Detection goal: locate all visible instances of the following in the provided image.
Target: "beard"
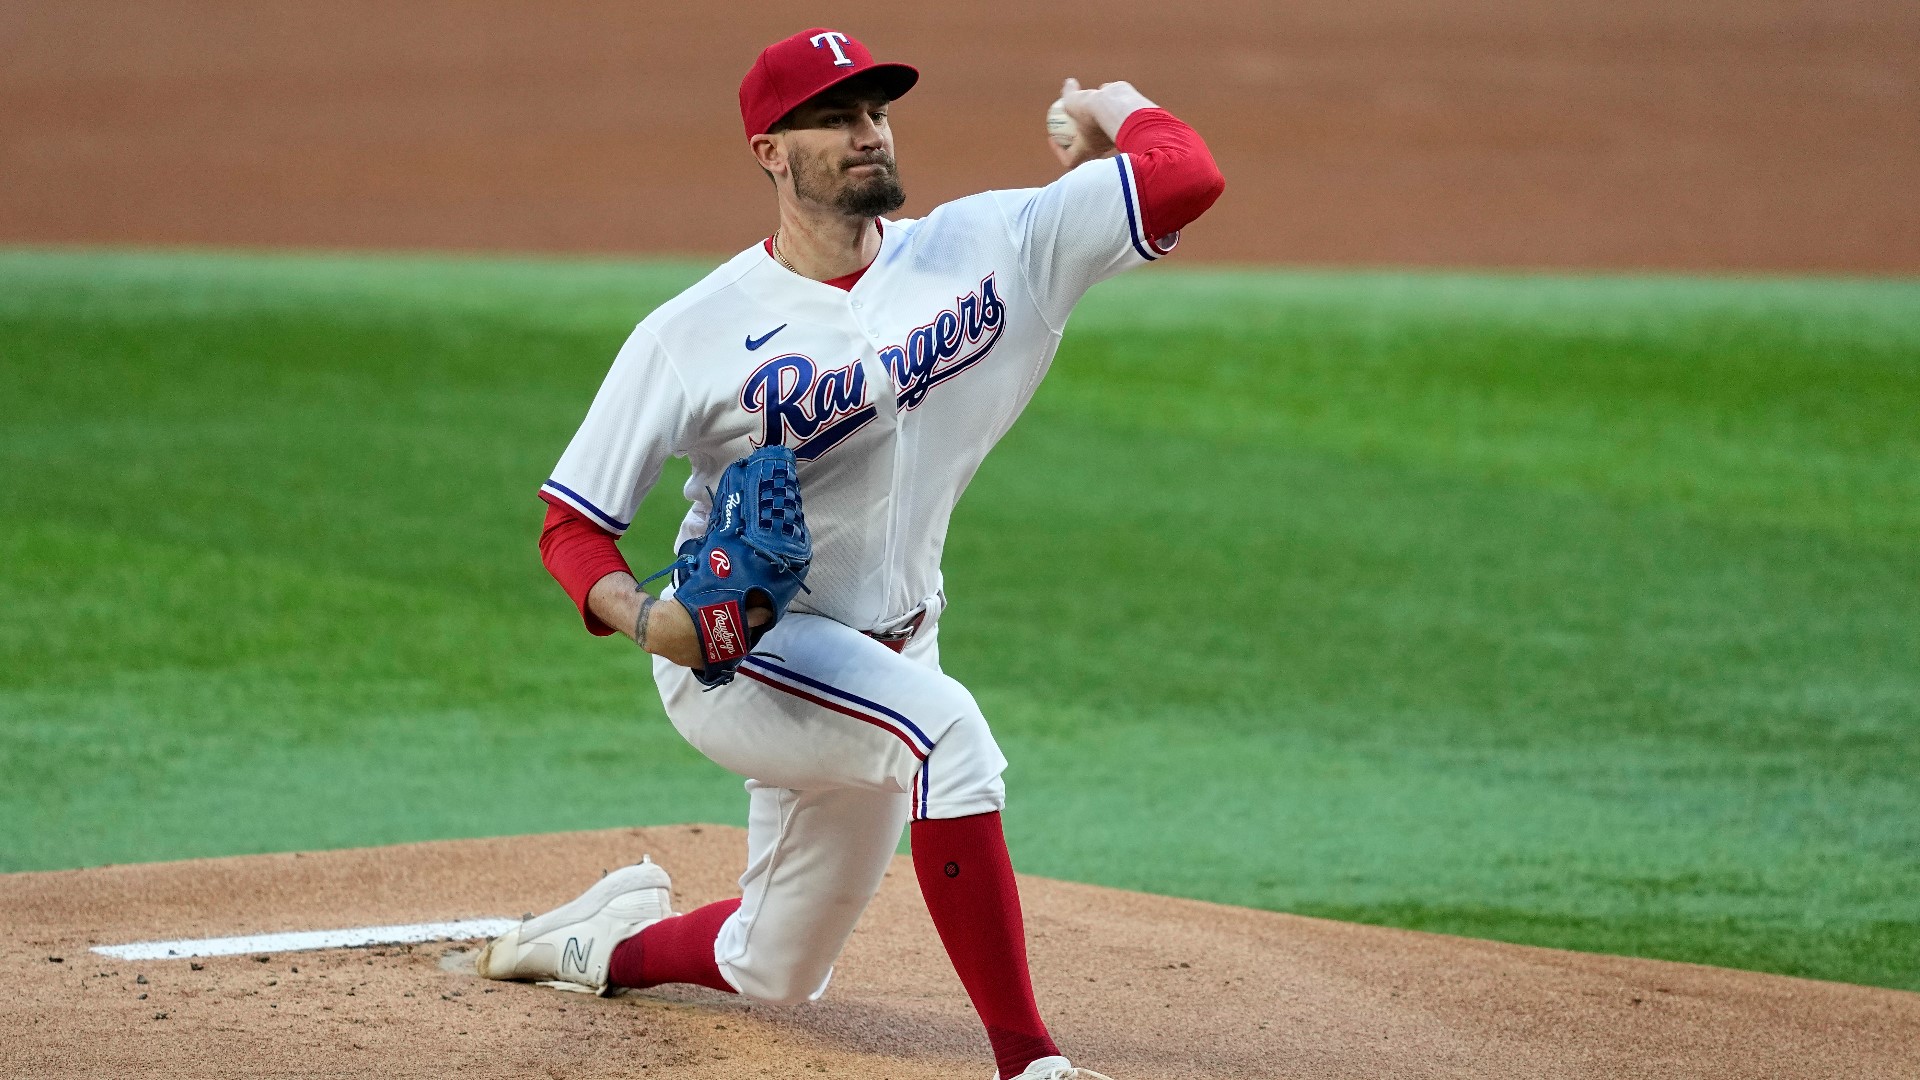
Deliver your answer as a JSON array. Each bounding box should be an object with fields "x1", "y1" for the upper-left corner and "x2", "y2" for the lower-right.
[{"x1": 793, "y1": 149, "x2": 906, "y2": 217}]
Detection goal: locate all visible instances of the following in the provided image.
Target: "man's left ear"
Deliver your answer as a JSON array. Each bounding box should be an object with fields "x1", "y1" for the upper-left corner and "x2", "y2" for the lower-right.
[{"x1": 749, "y1": 133, "x2": 784, "y2": 174}]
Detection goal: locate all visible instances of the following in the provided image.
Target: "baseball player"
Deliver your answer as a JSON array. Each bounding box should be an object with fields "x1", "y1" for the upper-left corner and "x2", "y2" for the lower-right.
[{"x1": 479, "y1": 27, "x2": 1223, "y2": 1080}]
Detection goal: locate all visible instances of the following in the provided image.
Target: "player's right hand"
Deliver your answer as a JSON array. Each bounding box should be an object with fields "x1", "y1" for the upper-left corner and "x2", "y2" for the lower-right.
[{"x1": 1052, "y1": 78, "x2": 1157, "y2": 169}]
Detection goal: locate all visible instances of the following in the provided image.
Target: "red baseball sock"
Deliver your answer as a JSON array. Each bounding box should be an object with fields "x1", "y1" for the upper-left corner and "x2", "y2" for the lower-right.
[
  {"x1": 912, "y1": 812, "x2": 1059, "y2": 1080},
  {"x1": 607, "y1": 897, "x2": 741, "y2": 993}
]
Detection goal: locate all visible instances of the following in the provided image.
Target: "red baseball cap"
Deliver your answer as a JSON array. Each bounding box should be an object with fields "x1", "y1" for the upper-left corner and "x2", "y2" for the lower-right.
[{"x1": 739, "y1": 28, "x2": 918, "y2": 140}]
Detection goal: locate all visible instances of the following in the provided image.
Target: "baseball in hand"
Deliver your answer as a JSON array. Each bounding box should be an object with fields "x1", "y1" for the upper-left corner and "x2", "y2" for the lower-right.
[
  {"x1": 1047, "y1": 79, "x2": 1116, "y2": 168},
  {"x1": 1045, "y1": 99, "x2": 1078, "y2": 149}
]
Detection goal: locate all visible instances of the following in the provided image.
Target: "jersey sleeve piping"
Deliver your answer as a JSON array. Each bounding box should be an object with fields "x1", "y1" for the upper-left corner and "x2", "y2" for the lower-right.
[
  {"x1": 1116, "y1": 155, "x2": 1178, "y2": 260},
  {"x1": 607, "y1": 321, "x2": 699, "y2": 525},
  {"x1": 538, "y1": 478, "x2": 633, "y2": 533},
  {"x1": 541, "y1": 323, "x2": 693, "y2": 538}
]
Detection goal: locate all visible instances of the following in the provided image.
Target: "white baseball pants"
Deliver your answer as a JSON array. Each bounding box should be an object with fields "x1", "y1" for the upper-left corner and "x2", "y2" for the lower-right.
[{"x1": 651, "y1": 607, "x2": 1008, "y2": 1004}]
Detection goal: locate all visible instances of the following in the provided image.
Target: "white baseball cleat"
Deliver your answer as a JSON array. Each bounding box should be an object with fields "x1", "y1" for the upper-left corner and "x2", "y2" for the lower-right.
[
  {"x1": 474, "y1": 855, "x2": 673, "y2": 996},
  {"x1": 999, "y1": 1057, "x2": 1115, "y2": 1080}
]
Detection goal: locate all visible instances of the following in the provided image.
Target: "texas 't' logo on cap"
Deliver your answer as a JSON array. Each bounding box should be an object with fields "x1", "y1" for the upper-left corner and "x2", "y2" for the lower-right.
[{"x1": 738, "y1": 28, "x2": 919, "y2": 140}]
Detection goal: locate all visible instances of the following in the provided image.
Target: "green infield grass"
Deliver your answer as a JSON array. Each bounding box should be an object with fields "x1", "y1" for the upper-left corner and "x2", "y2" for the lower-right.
[{"x1": 1, "y1": 248, "x2": 1915, "y2": 990}]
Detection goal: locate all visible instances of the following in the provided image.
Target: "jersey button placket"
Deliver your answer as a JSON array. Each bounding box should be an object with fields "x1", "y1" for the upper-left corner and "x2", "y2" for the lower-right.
[{"x1": 848, "y1": 297, "x2": 907, "y2": 619}]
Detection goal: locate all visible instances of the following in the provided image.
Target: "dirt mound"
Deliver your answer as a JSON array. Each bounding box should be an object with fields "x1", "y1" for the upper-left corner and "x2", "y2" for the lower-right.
[
  {"x1": 4, "y1": 826, "x2": 1915, "y2": 1079},
  {"x1": 4, "y1": 1, "x2": 1917, "y2": 271}
]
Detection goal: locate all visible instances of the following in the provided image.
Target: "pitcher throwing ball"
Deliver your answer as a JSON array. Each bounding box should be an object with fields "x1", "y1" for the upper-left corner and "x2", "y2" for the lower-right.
[{"x1": 483, "y1": 27, "x2": 1223, "y2": 1080}]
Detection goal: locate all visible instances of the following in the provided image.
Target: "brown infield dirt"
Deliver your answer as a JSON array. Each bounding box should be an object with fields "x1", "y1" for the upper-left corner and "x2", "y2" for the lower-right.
[
  {"x1": 5, "y1": 826, "x2": 1917, "y2": 1079},
  {"x1": 4, "y1": 0, "x2": 1918, "y2": 271}
]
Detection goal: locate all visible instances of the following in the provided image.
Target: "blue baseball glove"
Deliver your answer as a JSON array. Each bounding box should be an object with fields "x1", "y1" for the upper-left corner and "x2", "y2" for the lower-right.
[{"x1": 643, "y1": 445, "x2": 812, "y2": 688}]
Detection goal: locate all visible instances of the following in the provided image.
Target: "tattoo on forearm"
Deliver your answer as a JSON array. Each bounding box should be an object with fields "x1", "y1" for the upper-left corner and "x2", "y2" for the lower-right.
[{"x1": 634, "y1": 592, "x2": 656, "y2": 651}]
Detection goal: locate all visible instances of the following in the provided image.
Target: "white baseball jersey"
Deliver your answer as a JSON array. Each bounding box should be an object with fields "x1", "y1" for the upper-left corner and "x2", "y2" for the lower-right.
[{"x1": 542, "y1": 154, "x2": 1176, "y2": 633}]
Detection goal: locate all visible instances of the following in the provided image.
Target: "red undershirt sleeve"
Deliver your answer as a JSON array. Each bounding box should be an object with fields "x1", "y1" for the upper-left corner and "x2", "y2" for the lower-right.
[
  {"x1": 538, "y1": 492, "x2": 635, "y2": 637},
  {"x1": 1114, "y1": 108, "x2": 1226, "y2": 241}
]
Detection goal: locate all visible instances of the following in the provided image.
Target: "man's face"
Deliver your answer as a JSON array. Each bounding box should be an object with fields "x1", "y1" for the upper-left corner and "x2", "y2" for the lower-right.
[{"x1": 777, "y1": 86, "x2": 905, "y2": 217}]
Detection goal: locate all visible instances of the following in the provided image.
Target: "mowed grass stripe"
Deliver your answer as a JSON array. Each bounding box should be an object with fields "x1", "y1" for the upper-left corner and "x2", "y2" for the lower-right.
[{"x1": 1, "y1": 248, "x2": 1915, "y2": 990}]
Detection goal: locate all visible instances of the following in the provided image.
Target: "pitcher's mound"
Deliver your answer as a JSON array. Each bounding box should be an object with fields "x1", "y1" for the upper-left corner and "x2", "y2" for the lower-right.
[{"x1": 5, "y1": 826, "x2": 1915, "y2": 1079}]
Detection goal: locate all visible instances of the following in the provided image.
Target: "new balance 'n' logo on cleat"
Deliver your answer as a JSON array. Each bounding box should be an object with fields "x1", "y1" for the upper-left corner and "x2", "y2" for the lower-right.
[
  {"x1": 561, "y1": 936, "x2": 593, "y2": 976},
  {"x1": 475, "y1": 856, "x2": 673, "y2": 996}
]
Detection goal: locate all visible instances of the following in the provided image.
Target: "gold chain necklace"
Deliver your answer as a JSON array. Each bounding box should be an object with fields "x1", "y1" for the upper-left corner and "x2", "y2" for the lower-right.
[{"x1": 770, "y1": 230, "x2": 801, "y2": 275}]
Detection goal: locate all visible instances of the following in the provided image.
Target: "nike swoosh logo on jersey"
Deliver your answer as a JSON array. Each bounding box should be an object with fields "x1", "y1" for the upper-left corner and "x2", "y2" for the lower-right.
[{"x1": 744, "y1": 324, "x2": 788, "y2": 351}]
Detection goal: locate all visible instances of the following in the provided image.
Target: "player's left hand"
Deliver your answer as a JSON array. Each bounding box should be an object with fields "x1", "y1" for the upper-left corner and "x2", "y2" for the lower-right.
[
  {"x1": 642, "y1": 594, "x2": 773, "y2": 669},
  {"x1": 641, "y1": 446, "x2": 813, "y2": 687}
]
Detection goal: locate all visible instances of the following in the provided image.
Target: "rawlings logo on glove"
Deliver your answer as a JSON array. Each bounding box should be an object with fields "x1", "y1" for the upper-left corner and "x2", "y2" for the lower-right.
[
  {"x1": 642, "y1": 445, "x2": 813, "y2": 687},
  {"x1": 697, "y1": 602, "x2": 745, "y2": 662}
]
